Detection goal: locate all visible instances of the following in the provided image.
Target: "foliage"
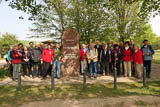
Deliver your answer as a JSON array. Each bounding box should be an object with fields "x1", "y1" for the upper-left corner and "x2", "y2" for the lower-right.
[
  {"x1": 0, "y1": 68, "x2": 10, "y2": 81},
  {"x1": 0, "y1": 33, "x2": 19, "y2": 56},
  {"x1": 0, "y1": 81, "x2": 160, "y2": 107}
]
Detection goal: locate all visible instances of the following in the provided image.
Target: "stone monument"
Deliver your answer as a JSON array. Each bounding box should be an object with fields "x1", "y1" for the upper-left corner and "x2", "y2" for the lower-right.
[{"x1": 61, "y1": 28, "x2": 80, "y2": 76}]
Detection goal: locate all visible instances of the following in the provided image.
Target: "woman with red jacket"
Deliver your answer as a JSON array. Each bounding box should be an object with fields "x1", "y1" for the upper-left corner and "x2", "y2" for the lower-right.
[
  {"x1": 80, "y1": 44, "x2": 88, "y2": 74},
  {"x1": 133, "y1": 45, "x2": 143, "y2": 78},
  {"x1": 41, "y1": 44, "x2": 54, "y2": 79},
  {"x1": 122, "y1": 42, "x2": 133, "y2": 77},
  {"x1": 11, "y1": 45, "x2": 22, "y2": 80}
]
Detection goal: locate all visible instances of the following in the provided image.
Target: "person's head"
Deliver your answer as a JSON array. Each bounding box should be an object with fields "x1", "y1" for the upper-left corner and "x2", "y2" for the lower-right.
[
  {"x1": 82, "y1": 44, "x2": 86, "y2": 49},
  {"x1": 96, "y1": 40, "x2": 100, "y2": 45},
  {"x1": 90, "y1": 43, "x2": 94, "y2": 49},
  {"x1": 29, "y1": 42, "x2": 34, "y2": 48},
  {"x1": 47, "y1": 44, "x2": 52, "y2": 49},
  {"x1": 114, "y1": 44, "x2": 119, "y2": 50},
  {"x1": 120, "y1": 41, "x2": 123, "y2": 46},
  {"x1": 35, "y1": 43, "x2": 40, "y2": 48},
  {"x1": 125, "y1": 41, "x2": 130, "y2": 47},
  {"x1": 102, "y1": 41, "x2": 105, "y2": 46},
  {"x1": 56, "y1": 43, "x2": 60, "y2": 48},
  {"x1": 18, "y1": 43, "x2": 23, "y2": 49},
  {"x1": 111, "y1": 40, "x2": 114, "y2": 46},
  {"x1": 130, "y1": 39, "x2": 134, "y2": 45},
  {"x1": 10, "y1": 45, "x2": 14, "y2": 51},
  {"x1": 143, "y1": 40, "x2": 148, "y2": 46},
  {"x1": 40, "y1": 43, "x2": 45, "y2": 49},
  {"x1": 15, "y1": 45, "x2": 19, "y2": 50},
  {"x1": 23, "y1": 46, "x2": 28, "y2": 51},
  {"x1": 134, "y1": 45, "x2": 139, "y2": 51},
  {"x1": 103, "y1": 45, "x2": 108, "y2": 50}
]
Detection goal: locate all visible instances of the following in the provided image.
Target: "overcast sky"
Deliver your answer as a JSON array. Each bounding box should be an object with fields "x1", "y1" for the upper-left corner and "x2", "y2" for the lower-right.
[{"x1": 0, "y1": 1, "x2": 160, "y2": 41}]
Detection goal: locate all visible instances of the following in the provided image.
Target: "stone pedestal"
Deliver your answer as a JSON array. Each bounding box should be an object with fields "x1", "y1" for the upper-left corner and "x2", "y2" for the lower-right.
[{"x1": 61, "y1": 28, "x2": 80, "y2": 76}]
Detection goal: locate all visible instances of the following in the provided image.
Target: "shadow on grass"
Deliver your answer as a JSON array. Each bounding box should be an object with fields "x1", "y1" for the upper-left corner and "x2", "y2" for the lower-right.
[{"x1": 0, "y1": 81, "x2": 160, "y2": 107}]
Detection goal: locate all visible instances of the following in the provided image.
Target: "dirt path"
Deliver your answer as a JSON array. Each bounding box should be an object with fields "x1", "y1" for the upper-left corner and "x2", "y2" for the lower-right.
[
  {"x1": 0, "y1": 64, "x2": 160, "y2": 86},
  {"x1": 20, "y1": 95, "x2": 160, "y2": 107}
]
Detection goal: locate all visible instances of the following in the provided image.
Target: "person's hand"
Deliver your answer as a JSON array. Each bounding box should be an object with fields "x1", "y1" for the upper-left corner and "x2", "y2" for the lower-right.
[
  {"x1": 146, "y1": 53, "x2": 150, "y2": 56},
  {"x1": 41, "y1": 60, "x2": 43, "y2": 64}
]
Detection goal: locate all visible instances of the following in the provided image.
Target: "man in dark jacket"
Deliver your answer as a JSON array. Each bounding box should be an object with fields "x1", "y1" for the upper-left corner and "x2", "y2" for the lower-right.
[
  {"x1": 94, "y1": 40, "x2": 103, "y2": 74},
  {"x1": 31, "y1": 43, "x2": 42, "y2": 77},
  {"x1": 141, "y1": 40, "x2": 154, "y2": 78},
  {"x1": 100, "y1": 45, "x2": 111, "y2": 76},
  {"x1": 111, "y1": 44, "x2": 122, "y2": 76},
  {"x1": 28, "y1": 42, "x2": 34, "y2": 76}
]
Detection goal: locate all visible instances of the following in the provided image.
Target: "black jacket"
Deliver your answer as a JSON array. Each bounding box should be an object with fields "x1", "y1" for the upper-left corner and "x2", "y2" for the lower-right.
[{"x1": 31, "y1": 47, "x2": 42, "y2": 63}]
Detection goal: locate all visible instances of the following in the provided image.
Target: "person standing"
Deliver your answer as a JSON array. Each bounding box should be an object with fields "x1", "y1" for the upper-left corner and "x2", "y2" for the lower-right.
[
  {"x1": 111, "y1": 44, "x2": 122, "y2": 76},
  {"x1": 130, "y1": 39, "x2": 135, "y2": 76},
  {"x1": 80, "y1": 44, "x2": 88, "y2": 74},
  {"x1": 119, "y1": 41, "x2": 124, "y2": 75},
  {"x1": 53, "y1": 43, "x2": 62, "y2": 79},
  {"x1": 100, "y1": 45, "x2": 111, "y2": 76},
  {"x1": 94, "y1": 40, "x2": 103, "y2": 74},
  {"x1": 88, "y1": 43, "x2": 98, "y2": 78},
  {"x1": 31, "y1": 43, "x2": 42, "y2": 77},
  {"x1": 21, "y1": 46, "x2": 31, "y2": 77},
  {"x1": 28, "y1": 42, "x2": 34, "y2": 74},
  {"x1": 41, "y1": 44, "x2": 54, "y2": 79},
  {"x1": 122, "y1": 42, "x2": 133, "y2": 77},
  {"x1": 133, "y1": 45, "x2": 143, "y2": 78},
  {"x1": 141, "y1": 40, "x2": 154, "y2": 78},
  {"x1": 7, "y1": 46, "x2": 14, "y2": 78},
  {"x1": 11, "y1": 45, "x2": 22, "y2": 80}
]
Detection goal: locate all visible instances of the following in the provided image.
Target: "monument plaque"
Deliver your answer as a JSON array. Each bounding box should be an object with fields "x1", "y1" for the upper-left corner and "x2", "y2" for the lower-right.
[{"x1": 61, "y1": 28, "x2": 80, "y2": 76}]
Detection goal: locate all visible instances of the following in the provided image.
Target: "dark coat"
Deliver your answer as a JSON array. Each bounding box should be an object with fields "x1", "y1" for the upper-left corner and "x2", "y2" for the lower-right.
[
  {"x1": 31, "y1": 47, "x2": 42, "y2": 63},
  {"x1": 21, "y1": 51, "x2": 31, "y2": 64}
]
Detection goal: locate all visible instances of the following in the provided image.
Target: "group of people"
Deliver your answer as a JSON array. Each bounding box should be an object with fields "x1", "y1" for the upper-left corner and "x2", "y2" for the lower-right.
[
  {"x1": 6, "y1": 39, "x2": 154, "y2": 81},
  {"x1": 6, "y1": 42, "x2": 62, "y2": 80},
  {"x1": 80, "y1": 39, "x2": 154, "y2": 79}
]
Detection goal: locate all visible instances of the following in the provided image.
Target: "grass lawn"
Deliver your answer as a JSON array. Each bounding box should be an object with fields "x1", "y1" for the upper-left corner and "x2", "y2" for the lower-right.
[
  {"x1": 0, "y1": 81, "x2": 160, "y2": 107},
  {"x1": 153, "y1": 51, "x2": 160, "y2": 64}
]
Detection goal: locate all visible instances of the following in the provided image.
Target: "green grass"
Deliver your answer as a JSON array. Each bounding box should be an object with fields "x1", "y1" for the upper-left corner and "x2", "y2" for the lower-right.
[
  {"x1": 135, "y1": 100, "x2": 147, "y2": 106},
  {"x1": 0, "y1": 81, "x2": 160, "y2": 107},
  {"x1": 153, "y1": 51, "x2": 160, "y2": 64},
  {"x1": 0, "y1": 68, "x2": 10, "y2": 81}
]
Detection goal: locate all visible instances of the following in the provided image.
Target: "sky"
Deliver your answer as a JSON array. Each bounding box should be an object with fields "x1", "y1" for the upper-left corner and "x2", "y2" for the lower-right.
[{"x1": 0, "y1": 1, "x2": 160, "y2": 41}]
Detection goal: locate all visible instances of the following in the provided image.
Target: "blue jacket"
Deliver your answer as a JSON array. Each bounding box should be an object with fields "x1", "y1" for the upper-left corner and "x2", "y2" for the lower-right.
[
  {"x1": 141, "y1": 45, "x2": 154, "y2": 61},
  {"x1": 7, "y1": 50, "x2": 12, "y2": 61}
]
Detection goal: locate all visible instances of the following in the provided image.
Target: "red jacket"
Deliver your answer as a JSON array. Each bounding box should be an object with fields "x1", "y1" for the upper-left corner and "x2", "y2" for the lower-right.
[
  {"x1": 41, "y1": 48, "x2": 54, "y2": 63},
  {"x1": 11, "y1": 50, "x2": 22, "y2": 64},
  {"x1": 122, "y1": 47, "x2": 133, "y2": 61},
  {"x1": 133, "y1": 49, "x2": 143, "y2": 64},
  {"x1": 80, "y1": 48, "x2": 88, "y2": 61}
]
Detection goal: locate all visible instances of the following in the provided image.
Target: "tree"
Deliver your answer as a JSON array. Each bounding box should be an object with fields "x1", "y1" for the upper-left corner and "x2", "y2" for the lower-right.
[{"x1": 0, "y1": 33, "x2": 19, "y2": 57}]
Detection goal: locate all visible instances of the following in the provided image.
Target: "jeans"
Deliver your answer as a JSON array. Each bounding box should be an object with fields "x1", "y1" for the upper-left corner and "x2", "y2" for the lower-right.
[
  {"x1": 143, "y1": 60, "x2": 152, "y2": 76},
  {"x1": 12, "y1": 64, "x2": 21, "y2": 79},
  {"x1": 54, "y1": 60, "x2": 61, "y2": 78},
  {"x1": 89, "y1": 61, "x2": 98, "y2": 76},
  {"x1": 33, "y1": 62, "x2": 39, "y2": 77}
]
